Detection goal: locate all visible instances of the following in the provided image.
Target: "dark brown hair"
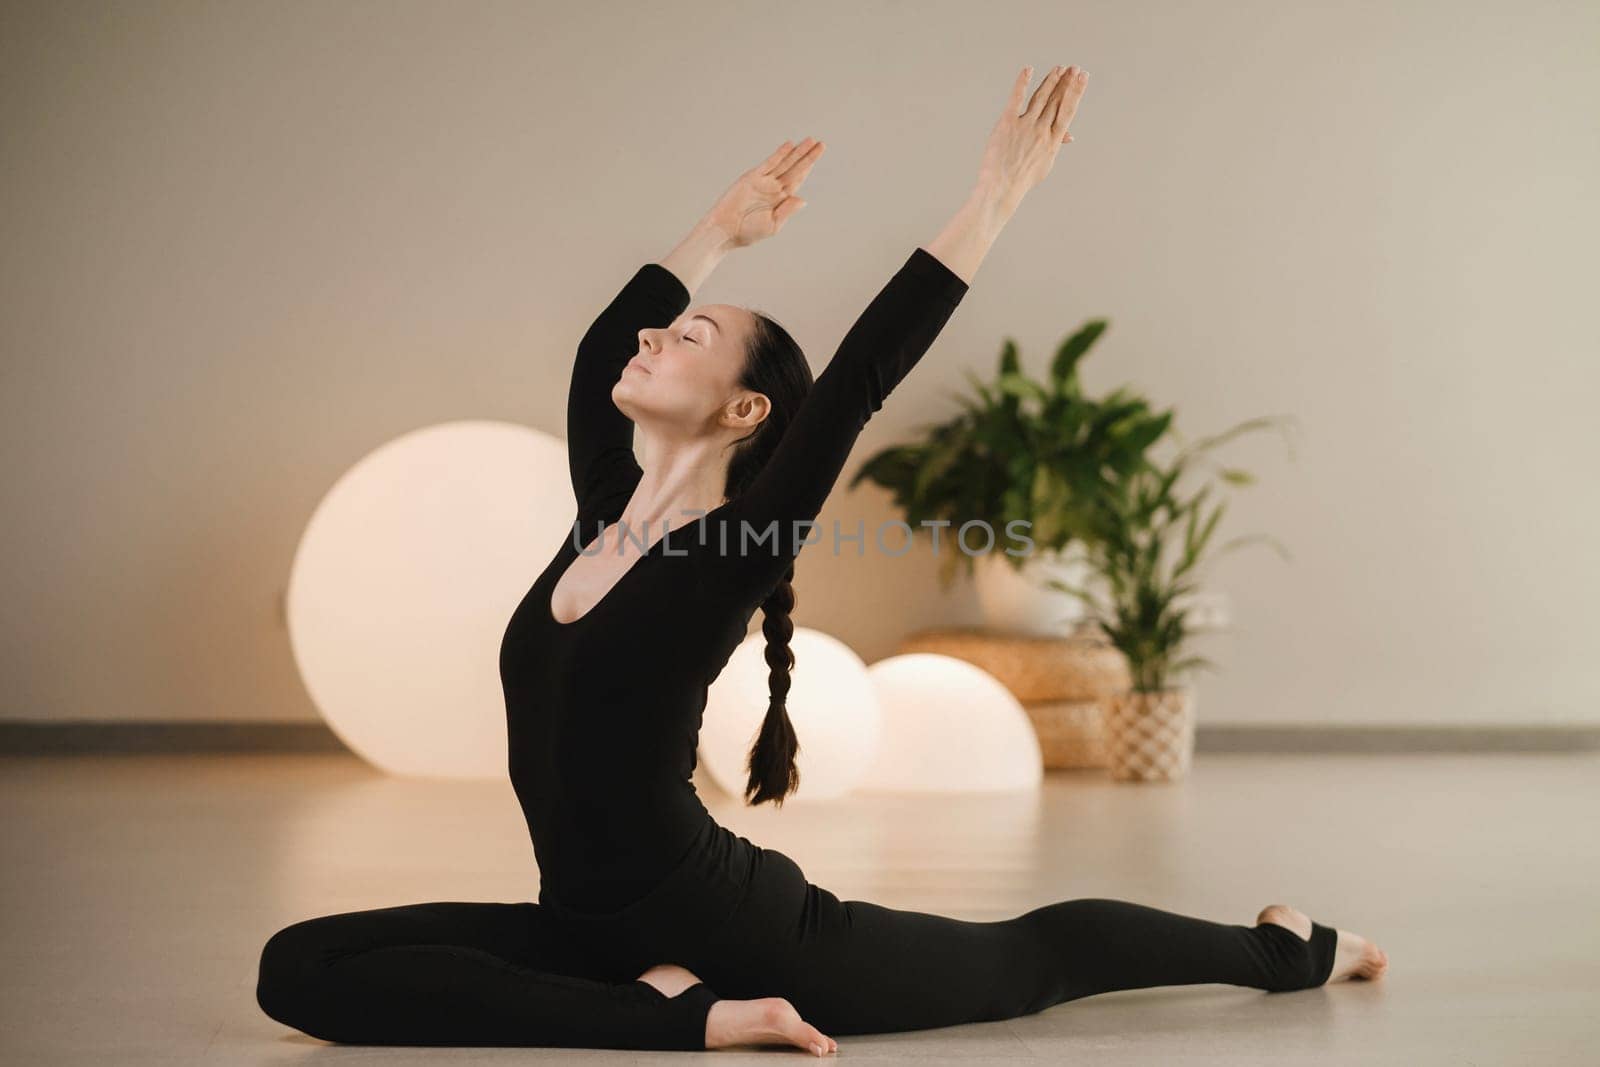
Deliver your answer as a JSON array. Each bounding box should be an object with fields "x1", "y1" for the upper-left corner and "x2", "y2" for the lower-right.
[{"x1": 722, "y1": 309, "x2": 812, "y2": 806}]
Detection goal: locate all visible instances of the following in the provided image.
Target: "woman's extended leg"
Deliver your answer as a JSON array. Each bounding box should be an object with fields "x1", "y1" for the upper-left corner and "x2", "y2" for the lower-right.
[
  {"x1": 695, "y1": 849, "x2": 1374, "y2": 1037},
  {"x1": 255, "y1": 901, "x2": 720, "y2": 1050}
]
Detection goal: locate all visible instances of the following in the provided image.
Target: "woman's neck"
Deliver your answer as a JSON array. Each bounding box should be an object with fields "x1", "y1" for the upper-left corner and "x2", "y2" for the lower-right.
[{"x1": 622, "y1": 435, "x2": 729, "y2": 537}]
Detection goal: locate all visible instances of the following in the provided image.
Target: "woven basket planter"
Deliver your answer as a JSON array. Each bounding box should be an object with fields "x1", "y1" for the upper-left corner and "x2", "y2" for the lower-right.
[
  {"x1": 1103, "y1": 687, "x2": 1196, "y2": 781},
  {"x1": 1020, "y1": 698, "x2": 1108, "y2": 768}
]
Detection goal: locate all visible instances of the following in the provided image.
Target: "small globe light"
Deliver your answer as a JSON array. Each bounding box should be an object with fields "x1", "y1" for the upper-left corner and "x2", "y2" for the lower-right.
[
  {"x1": 699, "y1": 627, "x2": 882, "y2": 802},
  {"x1": 858, "y1": 653, "x2": 1043, "y2": 793},
  {"x1": 287, "y1": 420, "x2": 571, "y2": 778}
]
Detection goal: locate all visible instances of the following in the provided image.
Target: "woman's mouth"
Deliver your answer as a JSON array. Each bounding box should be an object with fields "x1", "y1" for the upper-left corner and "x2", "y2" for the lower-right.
[{"x1": 626, "y1": 356, "x2": 652, "y2": 375}]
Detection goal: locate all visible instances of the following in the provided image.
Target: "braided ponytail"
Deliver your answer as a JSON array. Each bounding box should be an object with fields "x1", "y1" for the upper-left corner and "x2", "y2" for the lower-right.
[
  {"x1": 721, "y1": 309, "x2": 811, "y2": 807},
  {"x1": 745, "y1": 561, "x2": 799, "y2": 805}
]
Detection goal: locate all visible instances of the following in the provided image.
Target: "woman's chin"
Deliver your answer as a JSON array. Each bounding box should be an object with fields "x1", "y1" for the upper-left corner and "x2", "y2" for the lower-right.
[{"x1": 610, "y1": 385, "x2": 652, "y2": 422}]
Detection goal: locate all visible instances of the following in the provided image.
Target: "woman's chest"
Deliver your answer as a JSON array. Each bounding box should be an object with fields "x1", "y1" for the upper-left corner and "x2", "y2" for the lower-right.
[
  {"x1": 499, "y1": 541, "x2": 706, "y2": 682},
  {"x1": 547, "y1": 524, "x2": 657, "y2": 627}
]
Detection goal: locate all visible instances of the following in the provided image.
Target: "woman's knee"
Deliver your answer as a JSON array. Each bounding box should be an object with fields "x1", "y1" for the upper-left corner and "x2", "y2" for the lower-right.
[{"x1": 255, "y1": 918, "x2": 331, "y2": 1027}]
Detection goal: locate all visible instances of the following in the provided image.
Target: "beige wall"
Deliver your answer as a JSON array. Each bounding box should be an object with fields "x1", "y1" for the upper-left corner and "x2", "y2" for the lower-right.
[{"x1": 3, "y1": 1, "x2": 1595, "y2": 727}]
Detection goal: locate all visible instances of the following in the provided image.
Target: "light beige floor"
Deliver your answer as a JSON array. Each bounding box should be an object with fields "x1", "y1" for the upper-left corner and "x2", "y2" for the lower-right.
[{"x1": 3, "y1": 750, "x2": 1596, "y2": 1065}]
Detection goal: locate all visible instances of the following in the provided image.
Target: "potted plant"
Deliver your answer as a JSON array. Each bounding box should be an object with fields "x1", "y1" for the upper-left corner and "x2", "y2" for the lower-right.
[
  {"x1": 1048, "y1": 414, "x2": 1295, "y2": 781},
  {"x1": 851, "y1": 320, "x2": 1164, "y2": 635}
]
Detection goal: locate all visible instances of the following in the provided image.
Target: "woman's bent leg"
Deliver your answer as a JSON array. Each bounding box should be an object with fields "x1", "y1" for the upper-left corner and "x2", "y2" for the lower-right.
[{"x1": 255, "y1": 901, "x2": 718, "y2": 1049}]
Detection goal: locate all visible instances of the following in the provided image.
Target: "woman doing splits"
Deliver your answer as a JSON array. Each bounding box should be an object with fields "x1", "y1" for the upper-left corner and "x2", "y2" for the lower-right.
[{"x1": 257, "y1": 64, "x2": 1387, "y2": 1055}]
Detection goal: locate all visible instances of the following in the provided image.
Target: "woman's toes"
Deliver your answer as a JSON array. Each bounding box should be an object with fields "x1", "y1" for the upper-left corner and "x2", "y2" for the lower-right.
[
  {"x1": 1330, "y1": 929, "x2": 1389, "y2": 981},
  {"x1": 762, "y1": 998, "x2": 834, "y2": 1054},
  {"x1": 799, "y1": 1022, "x2": 836, "y2": 1056},
  {"x1": 707, "y1": 996, "x2": 833, "y2": 1053},
  {"x1": 1352, "y1": 938, "x2": 1389, "y2": 980}
]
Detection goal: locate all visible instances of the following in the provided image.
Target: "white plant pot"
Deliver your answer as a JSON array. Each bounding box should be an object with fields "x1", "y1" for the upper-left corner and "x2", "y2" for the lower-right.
[{"x1": 971, "y1": 542, "x2": 1096, "y2": 637}]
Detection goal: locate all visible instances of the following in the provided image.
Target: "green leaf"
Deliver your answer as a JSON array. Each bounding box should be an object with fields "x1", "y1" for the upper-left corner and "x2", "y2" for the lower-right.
[
  {"x1": 965, "y1": 368, "x2": 1003, "y2": 408},
  {"x1": 1173, "y1": 414, "x2": 1291, "y2": 465},
  {"x1": 1212, "y1": 532, "x2": 1292, "y2": 564},
  {"x1": 996, "y1": 373, "x2": 1050, "y2": 406},
  {"x1": 1217, "y1": 466, "x2": 1255, "y2": 486},
  {"x1": 998, "y1": 338, "x2": 1020, "y2": 378},
  {"x1": 1050, "y1": 319, "x2": 1108, "y2": 393},
  {"x1": 1169, "y1": 654, "x2": 1218, "y2": 678}
]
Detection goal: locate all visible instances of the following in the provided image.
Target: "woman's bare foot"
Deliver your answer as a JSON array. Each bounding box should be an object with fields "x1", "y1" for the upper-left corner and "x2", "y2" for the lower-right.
[
  {"x1": 705, "y1": 997, "x2": 837, "y2": 1056},
  {"x1": 637, "y1": 963, "x2": 837, "y2": 1055},
  {"x1": 1256, "y1": 904, "x2": 1389, "y2": 983}
]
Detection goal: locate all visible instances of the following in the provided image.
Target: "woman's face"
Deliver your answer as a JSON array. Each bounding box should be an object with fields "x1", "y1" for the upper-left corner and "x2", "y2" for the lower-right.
[{"x1": 613, "y1": 304, "x2": 763, "y2": 436}]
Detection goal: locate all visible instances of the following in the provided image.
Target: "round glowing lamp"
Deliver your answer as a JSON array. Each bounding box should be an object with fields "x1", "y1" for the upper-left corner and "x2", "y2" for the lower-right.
[
  {"x1": 698, "y1": 627, "x2": 882, "y2": 802},
  {"x1": 287, "y1": 420, "x2": 571, "y2": 778},
  {"x1": 858, "y1": 653, "x2": 1043, "y2": 793}
]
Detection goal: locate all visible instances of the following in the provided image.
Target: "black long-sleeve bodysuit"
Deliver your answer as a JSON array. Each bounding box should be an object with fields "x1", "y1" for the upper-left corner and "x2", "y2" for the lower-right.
[{"x1": 256, "y1": 248, "x2": 1339, "y2": 1050}]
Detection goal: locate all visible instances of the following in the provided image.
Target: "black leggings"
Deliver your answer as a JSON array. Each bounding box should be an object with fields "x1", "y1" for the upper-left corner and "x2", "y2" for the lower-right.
[{"x1": 256, "y1": 824, "x2": 1337, "y2": 1050}]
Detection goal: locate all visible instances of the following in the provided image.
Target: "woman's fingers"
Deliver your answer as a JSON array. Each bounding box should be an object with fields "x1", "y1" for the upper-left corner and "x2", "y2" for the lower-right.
[
  {"x1": 771, "y1": 137, "x2": 819, "y2": 178},
  {"x1": 1051, "y1": 68, "x2": 1089, "y2": 136},
  {"x1": 1004, "y1": 65, "x2": 1033, "y2": 118},
  {"x1": 756, "y1": 140, "x2": 795, "y2": 175},
  {"x1": 973, "y1": 62, "x2": 1089, "y2": 201},
  {"x1": 775, "y1": 139, "x2": 825, "y2": 186},
  {"x1": 1024, "y1": 65, "x2": 1068, "y2": 122},
  {"x1": 1020, "y1": 66, "x2": 1055, "y2": 120},
  {"x1": 1038, "y1": 65, "x2": 1076, "y2": 128}
]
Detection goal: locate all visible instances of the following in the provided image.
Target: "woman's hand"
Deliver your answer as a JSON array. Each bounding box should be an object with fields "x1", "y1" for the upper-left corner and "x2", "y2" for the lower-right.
[
  {"x1": 975, "y1": 65, "x2": 1089, "y2": 212},
  {"x1": 701, "y1": 138, "x2": 826, "y2": 249},
  {"x1": 925, "y1": 65, "x2": 1091, "y2": 283}
]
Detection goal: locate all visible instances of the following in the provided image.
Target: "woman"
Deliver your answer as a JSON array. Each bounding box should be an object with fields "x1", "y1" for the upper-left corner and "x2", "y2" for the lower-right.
[{"x1": 256, "y1": 64, "x2": 1387, "y2": 1055}]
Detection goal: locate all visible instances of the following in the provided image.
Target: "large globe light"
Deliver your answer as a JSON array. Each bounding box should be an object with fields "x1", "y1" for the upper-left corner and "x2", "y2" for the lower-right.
[
  {"x1": 858, "y1": 653, "x2": 1043, "y2": 793},
  {"x1": 698, "y1": 627, "x2": 882, "y2": 802},
  {"x1": 286, "y1": 420, "x2": 571, "y2": 778}
]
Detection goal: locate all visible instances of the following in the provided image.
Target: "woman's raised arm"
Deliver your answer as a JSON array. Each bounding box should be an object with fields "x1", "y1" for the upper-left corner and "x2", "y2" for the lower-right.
[
  {"x1": 564, "y1": 139, "x2": 826, "y2": 513},
  {"x1": 710, "y1": 64, "x2": 1091, "y2": 583},
  {"x1": 710, "y1": 243, "x2": 971, "y2": 581},
  {"x1": 928, "y1": 63, "x2": 1088, "y2": 283},
  {"x1": 565, "y1": 259, "x2": 692, "y2": 513}
]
